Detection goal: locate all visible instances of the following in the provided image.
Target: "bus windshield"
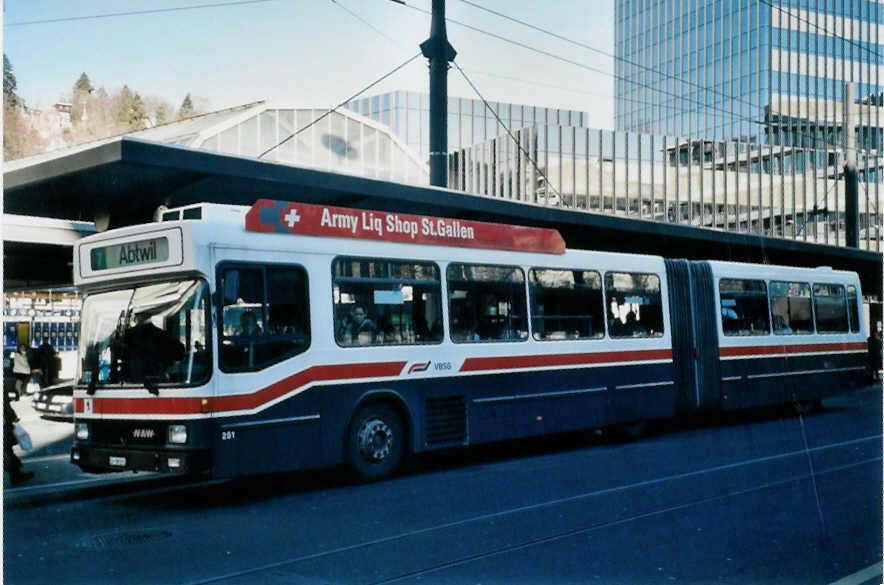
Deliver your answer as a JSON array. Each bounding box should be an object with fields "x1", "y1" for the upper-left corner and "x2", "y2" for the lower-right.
[{"x1": 78, "y1": 279, "x2": 211, "y2": 390}]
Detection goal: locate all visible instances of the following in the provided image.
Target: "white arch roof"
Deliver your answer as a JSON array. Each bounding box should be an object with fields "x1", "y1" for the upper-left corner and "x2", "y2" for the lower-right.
[{"x1": 6, "y1": 101, "x2": 429, "y2": 186}]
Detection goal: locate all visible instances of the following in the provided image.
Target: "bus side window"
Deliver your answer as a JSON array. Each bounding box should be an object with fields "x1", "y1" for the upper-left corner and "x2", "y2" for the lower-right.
[
  {"x1": 604, "y1": 272, "x2": 664, "y2": 338},
  {"x1": 719, "y1": 278, "x2": 770, "y2": 336},
  {"x1": 529, "y1": 268, "x2": 605, "y2": 341},
  {"x1": 264, "y1": 266, "x2": 311, "y2": 357},
  {"x1": 847, "y1": 285, "x2": 860, "y2": 333},
  {"x1": 770, "y1": 281, "x2": 814, "y2": 335},
  {"x1": 813, "y1": 283, "x2": 849, "y2": 334},
  {"x1": 447, "y1": 263, "x2": 528, "y2": 343},
  {"x1": 218, "y1": 264, "x2": 310, "y2": 372},
  {"x1": 332, "y1": 257, "x2": 442, "y2": 347},
  {"x1": 219, "y1": 267, "x2": 264, "y2": 370}
]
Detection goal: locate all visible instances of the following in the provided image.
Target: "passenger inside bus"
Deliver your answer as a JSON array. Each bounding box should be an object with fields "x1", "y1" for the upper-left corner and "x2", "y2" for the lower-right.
[
  {"x1": 450, "y1": 302, "x2": 480, "y2": 341},
  {"x1": 122, "y1": 314, "x2": 185, "y2": 383},
  {"x1": 342, "y1": 306, "x2": 377, "y2": 344},
  {"x1": 238, "y1": 311, "x2": 262, "y2": 336},
  {"x1": 773, "y1": 315, "x2": 793, "y2": 334}
]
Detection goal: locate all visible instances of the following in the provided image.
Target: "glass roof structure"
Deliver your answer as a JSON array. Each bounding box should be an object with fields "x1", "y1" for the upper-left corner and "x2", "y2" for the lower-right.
[{"x1": 7, "y1": 101, "x2": 429, "y2": 186}]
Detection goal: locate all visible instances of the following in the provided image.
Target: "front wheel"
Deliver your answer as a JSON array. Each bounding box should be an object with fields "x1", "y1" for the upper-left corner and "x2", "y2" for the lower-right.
[{"x1": 346, "y1": 403, "x2": 406, "y2": 482}]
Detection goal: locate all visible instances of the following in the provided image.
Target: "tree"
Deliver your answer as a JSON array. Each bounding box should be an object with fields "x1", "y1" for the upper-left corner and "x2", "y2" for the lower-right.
[
  {"x1": 4, "y1": 103, "x2": 46, "y2": 160},
  {"x1": 116, "y1": 85, "x2": 147, "y2": 131},
  {"x1": 3, "y1": 54, "x2": 45, "y2": 159},
  {"x1": 72, "y1": 73, "x2": 95, "y2": 123},
  {"x1": 73, "y1": 72, "x2": 93, "y2": 93},
  {"x1": 178, "y1": 93, "x2": 194, "y2": 119},
  {"x1": 4, "y1": 54, "x2": 20, "y2": 107}
]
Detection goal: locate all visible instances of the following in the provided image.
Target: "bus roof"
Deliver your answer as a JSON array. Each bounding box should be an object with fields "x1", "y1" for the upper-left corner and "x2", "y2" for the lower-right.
[{"x1": 244, "y1": 199, "x2": 566, "y2": 255}]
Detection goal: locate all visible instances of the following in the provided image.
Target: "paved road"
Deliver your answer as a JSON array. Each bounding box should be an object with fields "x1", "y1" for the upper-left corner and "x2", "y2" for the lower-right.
[{"x1": 4, "y1": 386, "x2": 882, "y2": 585}]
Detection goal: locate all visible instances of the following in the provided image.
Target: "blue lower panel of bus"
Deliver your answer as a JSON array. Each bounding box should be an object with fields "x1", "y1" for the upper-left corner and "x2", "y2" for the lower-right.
[
  {"x1": 212, "y1": 391, "x2": 323, "y2": 478},
  {"x1": 208, "y1": 354, "x2": 864, "y2": 477},
  {"x1": 718, "y1": 352, "x2": 866, "y2": 410},
  {"x1": 211, "y1": 361, "x2": 677, "y2": 477},
  {"x1": 459, "y1": 362, "x2": 676, "y2": 445}
]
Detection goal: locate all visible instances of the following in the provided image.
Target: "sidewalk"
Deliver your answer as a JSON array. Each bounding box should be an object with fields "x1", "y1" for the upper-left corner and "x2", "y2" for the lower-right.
[{"x1": 3, "y1": 398, "x2": 172, "y2": 505}]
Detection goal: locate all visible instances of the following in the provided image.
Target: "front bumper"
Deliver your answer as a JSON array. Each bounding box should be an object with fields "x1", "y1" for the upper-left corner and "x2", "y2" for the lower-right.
[{"x1": 71, "y1": 445, "x2": 210, "y2": 474}]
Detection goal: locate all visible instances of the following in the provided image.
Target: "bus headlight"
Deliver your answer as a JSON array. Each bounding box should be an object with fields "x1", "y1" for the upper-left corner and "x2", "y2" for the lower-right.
[
  {"x1": 76, "y1": 422, "x2": 89, "y2": 441},
  {"x1": 168, "y1": 424, "x2": 188, "y2": 445}
]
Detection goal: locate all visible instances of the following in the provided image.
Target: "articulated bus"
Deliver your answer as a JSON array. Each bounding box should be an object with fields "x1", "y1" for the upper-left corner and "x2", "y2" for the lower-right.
[{"x1": 70, "y1": 200, "x2": 868, "y2": 481}]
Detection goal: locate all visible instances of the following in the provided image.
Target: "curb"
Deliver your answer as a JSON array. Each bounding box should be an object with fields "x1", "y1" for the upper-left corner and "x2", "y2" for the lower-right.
[{"x1": 4, "y1": 472, "x2": 200, "y2": 507}]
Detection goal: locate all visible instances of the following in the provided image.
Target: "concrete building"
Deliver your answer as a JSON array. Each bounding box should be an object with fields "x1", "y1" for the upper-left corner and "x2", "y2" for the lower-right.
[{"x1": 343, "y1": 91, "x2": 589, "y2": 163}]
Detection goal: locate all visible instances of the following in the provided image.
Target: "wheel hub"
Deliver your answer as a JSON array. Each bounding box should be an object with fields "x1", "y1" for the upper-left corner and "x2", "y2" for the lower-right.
[{"x1": 357, "y1": 418, "x2": 393, "y2": 462}]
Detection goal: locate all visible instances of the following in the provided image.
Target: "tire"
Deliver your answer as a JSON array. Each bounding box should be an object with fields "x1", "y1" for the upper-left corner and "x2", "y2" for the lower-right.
[{"x1": 345, "y1": 403, "x2": 406, "y2": 482}]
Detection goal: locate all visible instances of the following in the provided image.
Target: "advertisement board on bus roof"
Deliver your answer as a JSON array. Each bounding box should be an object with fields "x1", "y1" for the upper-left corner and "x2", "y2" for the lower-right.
[{"x1": 245, "y1": 199, "x2": 566, "y2": 254}]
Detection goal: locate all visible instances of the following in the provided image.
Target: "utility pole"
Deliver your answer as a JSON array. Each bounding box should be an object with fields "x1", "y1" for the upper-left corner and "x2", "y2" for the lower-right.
[
  {"x1": 420, "y1": 0, "x2": 456, "y2": 188},
  {"x1": 844, "y1": 82, "x2": 859, "y2": 248}
]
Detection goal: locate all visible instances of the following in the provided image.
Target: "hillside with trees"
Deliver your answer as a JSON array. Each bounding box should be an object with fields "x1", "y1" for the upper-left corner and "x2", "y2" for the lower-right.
[
  {"x1": 4, "y1": 55, "x2": 46, "y2": 159},
  {"x1": 3, "y1": 54, "x2": 209, "y2": 160}
]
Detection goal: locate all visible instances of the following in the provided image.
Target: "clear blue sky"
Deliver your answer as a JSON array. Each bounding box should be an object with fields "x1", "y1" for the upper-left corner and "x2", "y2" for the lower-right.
[{"x1": 4, "y1": 0, "x2": 616, "y2": 126}]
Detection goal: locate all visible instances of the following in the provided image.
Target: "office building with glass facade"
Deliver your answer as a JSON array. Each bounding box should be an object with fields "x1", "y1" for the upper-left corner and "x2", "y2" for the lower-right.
[
  {"x1": 344, "y1": 91, "x2": 589, "y2": 162},
  {"x1": 608, "y1": 0, "x2": 881, "y2": 249},
  {"x1": 615, "y1": 0, "x2": 882, "y2": 150}
]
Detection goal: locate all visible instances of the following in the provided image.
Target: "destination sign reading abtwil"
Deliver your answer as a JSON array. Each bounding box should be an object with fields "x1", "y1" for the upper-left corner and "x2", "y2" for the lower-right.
[
  {"x1": 245, "y1": 199, "x2": 566, "y2": 254},
  {"x1": 90, "y1": 237, "x2": 170, "y2": 271}
]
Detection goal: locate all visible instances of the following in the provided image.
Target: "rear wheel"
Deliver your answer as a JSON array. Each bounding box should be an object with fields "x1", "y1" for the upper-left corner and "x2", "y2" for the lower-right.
[{"x1": 346, "y1": 403, "x2": 406, "y2": 482}]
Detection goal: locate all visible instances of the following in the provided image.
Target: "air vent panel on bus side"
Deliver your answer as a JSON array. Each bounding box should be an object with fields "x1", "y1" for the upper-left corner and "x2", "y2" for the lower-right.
[{"x1": 425, "y1": 396, "x2": 467, "y2": 446}]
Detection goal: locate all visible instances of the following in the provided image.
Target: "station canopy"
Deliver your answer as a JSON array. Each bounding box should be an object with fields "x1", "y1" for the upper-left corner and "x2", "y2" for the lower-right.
[{"x1": 3, "y1": 102, "x2": 881, "y2": 297}]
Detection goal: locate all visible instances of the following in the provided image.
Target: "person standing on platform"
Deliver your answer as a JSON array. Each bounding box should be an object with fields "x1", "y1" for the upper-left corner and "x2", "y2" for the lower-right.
[
  {"x1": 4, "y1": 386, "x2": 34, "y2": 485},
  {"x1": 11, "y1": 343, "x2": 31, "y2": 400},
  {"x1": 37, "y1": 338, "x2": 59, "y2": 387}
]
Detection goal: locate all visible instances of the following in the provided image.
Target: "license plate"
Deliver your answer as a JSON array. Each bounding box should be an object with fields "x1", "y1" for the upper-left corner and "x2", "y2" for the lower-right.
[{"x1": 109, "y1": 456, "x2": 127, "y2": 467}]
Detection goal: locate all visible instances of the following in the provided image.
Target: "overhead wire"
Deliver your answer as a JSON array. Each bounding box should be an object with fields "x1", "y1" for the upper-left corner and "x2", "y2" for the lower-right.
[
  {"x1": 452, "y1": 60, "x2": 563, "y2": 200},
  {"x1": 331, "y1": 0, "x2": 402, "y2": 45},
  {"x1": 360, "y1": 0, "x2": 877, "y2": 197},
  {"x1": 461, "y1": 0, "x2": 882, "y2": 110},
  {"x1": 335, "y1": 0, "x2": 565, "y2": 199},
  {"x1": 757, "y1": 0, "x2": 882, "y2": 61},
  {"x1": 389, "y1": 0, "x2": 876, "y2": 243},
  {"x1": 452, "y1": 0, "x2": 879, "y2": 151},
  {"x1": 4, "y1": 0, "x2": 277, "y2": 27},
  {"x1": 342, "y1": 1, "x2": 877, "y2": 246},
  {"x1": 328, "y1": 1, "x2": 621, "y2": 106},
  {"x1": 456, "y1": 0, "x2": 767, "y2": 134},
  {"x1": 392, "y1": 0, "x2": 794, "y2": 144},
  {"x1": 258, "y1": 52, "x2": 423, "y2": 158},
  {"x1": 330, "y1": 0, "x2": 717, "y2": 118}
]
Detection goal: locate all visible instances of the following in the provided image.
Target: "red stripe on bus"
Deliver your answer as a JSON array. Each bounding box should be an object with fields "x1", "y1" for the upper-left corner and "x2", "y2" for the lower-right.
[
  {"x1": 719, "y1": 341, "x2": 867, "y2": 357},
  {"x1": 459, "y1": 349, "x2": 673, "y2": 372},
  {"x1": 77, "y1": 361, "x2": 407, "y2": 416}
]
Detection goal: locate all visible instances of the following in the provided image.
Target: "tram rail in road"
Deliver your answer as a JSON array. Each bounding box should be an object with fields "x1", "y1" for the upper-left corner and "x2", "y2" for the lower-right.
[{"x1": 3, "y1": 386, "x2": 881, "y2": 584}]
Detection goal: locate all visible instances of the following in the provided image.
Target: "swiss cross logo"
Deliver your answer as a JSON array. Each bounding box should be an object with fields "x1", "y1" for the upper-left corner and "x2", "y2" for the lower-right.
[{"x1": 284, "y1": 208, "x2": 301, "y2": 228}]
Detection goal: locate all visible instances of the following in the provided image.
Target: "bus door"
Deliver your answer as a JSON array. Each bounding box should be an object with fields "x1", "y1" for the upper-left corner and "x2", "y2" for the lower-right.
[{"x1": 665, "y1": 260, "x2": 722, "y2": 413}]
